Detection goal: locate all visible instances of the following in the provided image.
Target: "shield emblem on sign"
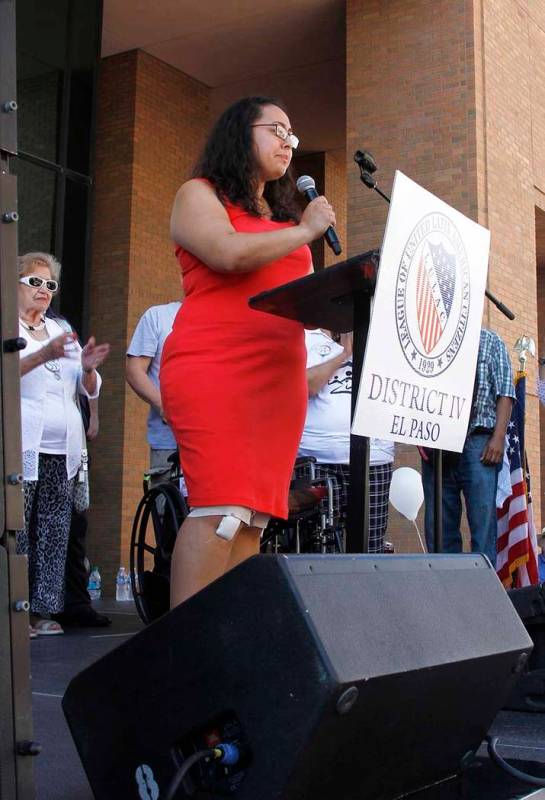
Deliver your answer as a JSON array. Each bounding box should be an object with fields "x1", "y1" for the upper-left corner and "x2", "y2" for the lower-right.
[{"x1": 416, "y1": 241, "x2": 456, "y2": 354}]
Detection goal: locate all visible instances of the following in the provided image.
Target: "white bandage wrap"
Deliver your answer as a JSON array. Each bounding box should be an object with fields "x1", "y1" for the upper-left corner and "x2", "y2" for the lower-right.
[
  {"x1": 215, "y1": 515, "x2": 243, "y2": 541},
  {"x1": 187, "y1": 505, "x2": 270, "y2": 540}
]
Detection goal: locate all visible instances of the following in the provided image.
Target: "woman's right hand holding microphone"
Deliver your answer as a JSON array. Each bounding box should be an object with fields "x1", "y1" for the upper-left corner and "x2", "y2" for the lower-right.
[{"x1": 299, "y1": 195, "x2": 336, "y2": 242}]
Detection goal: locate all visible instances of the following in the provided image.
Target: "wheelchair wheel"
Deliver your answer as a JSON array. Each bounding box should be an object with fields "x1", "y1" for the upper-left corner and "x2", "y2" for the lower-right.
[{"x1": 130, "y1": 481, "x2": 188, "y2": 625}]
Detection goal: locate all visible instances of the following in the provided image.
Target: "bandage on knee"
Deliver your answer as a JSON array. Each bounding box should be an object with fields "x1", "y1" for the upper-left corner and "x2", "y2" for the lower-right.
[{"x1": 215, "y1": 515, "x2": 243, "y2": 541}]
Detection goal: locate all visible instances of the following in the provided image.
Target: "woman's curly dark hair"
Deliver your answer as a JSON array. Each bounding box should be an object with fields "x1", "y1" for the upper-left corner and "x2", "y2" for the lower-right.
[{"x1": 193, "y1": 96, "x2": 300, "y2": 222}]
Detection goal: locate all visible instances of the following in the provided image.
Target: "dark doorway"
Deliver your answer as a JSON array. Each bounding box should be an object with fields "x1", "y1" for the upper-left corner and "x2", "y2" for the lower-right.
[{"x1": 12, "y1": 0, "x2": 102, "y2": 336}]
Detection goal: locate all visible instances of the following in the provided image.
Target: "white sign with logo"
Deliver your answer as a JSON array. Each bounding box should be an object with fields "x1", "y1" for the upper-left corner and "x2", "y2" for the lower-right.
[{"x1": 352, "y1": 171, "x2": 490, "y2": 452}]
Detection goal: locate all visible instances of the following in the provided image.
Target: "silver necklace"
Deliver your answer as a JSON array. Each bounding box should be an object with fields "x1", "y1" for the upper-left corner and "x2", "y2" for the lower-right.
[
  {"x1": 20, "y1": 315, "x2": 46, "y2": 332},
  {"x1": 38, "y1": 331, "x2": 61, "y2": 380},
  {"x1": 20, "y1": 317, "x2": 61, "y2": 379},
  {"x1": 44, "y1": 358, "x2": 61, "y2": 380}
]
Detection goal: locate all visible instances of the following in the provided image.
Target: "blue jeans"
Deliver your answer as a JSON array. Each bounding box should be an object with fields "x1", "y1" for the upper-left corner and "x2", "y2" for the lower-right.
[{"x1": 422, "y1": 434, "x2": 500, "y2": 565}]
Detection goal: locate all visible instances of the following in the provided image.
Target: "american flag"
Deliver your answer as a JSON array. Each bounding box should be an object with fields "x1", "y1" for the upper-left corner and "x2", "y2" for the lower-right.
[
  {"x1": 496, "y1": 372, "x2": 539, "y2": 587},
  {"x1": 416, "y1": 241, "x2": 456, "y2": 354}
]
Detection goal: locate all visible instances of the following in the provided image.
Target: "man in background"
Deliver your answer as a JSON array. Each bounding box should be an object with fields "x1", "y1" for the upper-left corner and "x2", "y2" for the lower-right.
[
  {"x1": 126, "y1": 301, "x2": 181, "y2": 477},
  {"x1": 422, "y1": 328, "x2": 515, "y2": 565}
]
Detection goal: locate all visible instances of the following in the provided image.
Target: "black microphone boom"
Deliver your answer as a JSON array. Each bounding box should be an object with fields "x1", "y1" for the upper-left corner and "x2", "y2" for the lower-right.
[
  {"x1": 352, "y1": 150, "x2": 515, "y2": 321},
  {"x1": 296, "y1": 175, "x2": 342, "y2": 256}
]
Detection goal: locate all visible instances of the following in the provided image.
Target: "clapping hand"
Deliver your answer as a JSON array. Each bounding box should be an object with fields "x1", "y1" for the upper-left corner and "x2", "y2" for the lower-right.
[
  {"x1": 42, "y1": 332, "x2": 77, "y2": 361},
  {"x1": 81, "y1": 336, "x2": 110, "y2": 373}
]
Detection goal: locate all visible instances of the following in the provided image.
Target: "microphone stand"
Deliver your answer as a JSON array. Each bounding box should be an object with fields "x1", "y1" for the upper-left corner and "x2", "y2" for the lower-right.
[
  {"x1": 356, "y1": 162, "x2": 515, "y2": 556},
  {"x1": 358, "y1": 168, "x2": 516, "y2": 321}
]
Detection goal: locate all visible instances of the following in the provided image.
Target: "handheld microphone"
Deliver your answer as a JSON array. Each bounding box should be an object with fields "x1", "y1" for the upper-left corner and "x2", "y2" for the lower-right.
[{"x1": 296, "y1": 175, "x2": 342, "y2": 256}]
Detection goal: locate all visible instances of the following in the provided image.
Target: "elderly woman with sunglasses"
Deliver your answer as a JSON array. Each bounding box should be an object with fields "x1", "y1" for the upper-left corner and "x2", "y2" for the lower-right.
[
  {"x1": 17, "y1": 251, "x2": 110, "y2": 636},
  {"x1": 161, "y1": 96, "x2": 337, "y2": 605}
]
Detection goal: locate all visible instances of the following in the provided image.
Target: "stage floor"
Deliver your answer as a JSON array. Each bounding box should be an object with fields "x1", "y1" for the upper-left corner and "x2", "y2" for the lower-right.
[{"x1": 30, "y1": 600, "x2": 545, "y2": 800}]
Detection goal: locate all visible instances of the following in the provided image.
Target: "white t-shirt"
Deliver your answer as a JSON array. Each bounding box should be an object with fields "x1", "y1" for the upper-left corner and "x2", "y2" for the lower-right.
[
  {"x1": 298, "y1": 329, "x2": 395, "y2": 465},
  {"x1": 40, "y1": 363, "x2": 69, "y2": 453}
]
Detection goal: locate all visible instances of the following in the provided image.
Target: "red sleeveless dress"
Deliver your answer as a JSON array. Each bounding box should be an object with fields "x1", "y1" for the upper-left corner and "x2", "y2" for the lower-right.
[{"x1": 160, "y1": 198, "x2": 312, "y2": 519}]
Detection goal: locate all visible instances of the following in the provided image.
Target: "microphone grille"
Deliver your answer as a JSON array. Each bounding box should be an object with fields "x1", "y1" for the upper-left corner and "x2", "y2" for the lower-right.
[{"x1": 296, "y1": 175, "x2": 315, "y2": 194}]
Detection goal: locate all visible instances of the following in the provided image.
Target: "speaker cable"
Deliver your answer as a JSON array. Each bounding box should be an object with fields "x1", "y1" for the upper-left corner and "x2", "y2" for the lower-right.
[
  {"x1": 165, "y1": 743, "x2": 240, "y2": 800},
  {"x1": 486, "y1": 735, "x2": 545, "y2": 787}
]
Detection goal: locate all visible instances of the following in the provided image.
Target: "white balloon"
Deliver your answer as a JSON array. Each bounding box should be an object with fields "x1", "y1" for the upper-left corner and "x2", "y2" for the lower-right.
[{"x1": 389, "y1": 467, "x2": 424, "y2": 522}]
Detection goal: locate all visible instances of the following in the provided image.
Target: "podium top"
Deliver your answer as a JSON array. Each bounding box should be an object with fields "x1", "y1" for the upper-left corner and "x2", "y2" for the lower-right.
[{"x1": 248, "y1": 250, "x2": 379, "y2": 332}]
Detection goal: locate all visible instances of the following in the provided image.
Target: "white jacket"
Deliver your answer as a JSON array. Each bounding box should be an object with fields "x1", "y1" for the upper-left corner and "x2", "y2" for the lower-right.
[{"x1": 19, "y1": 317, "x2": 101, "y2": 481}]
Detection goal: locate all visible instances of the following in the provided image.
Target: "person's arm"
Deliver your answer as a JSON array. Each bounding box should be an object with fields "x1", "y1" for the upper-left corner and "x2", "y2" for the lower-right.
[
  {"x1": 170, "y1": 179, "x2": 335, "y2": 274},
  {"x1": 480, "y1": 396, "x2": 513, "y2": 464},
  {"x1": 307, "y1": 334, "x2": 353, "y2": 396},
  {"x1": 87, "y1": 398, "x2": 99, "y2": 441},
  {"x1": 20, "y1": 333, "x2": 75, "y2": 376},
  {"x1": 80, "y1": 337, "x2": 110, "y2": 396},
  {"x1": 126, "y1": 355, "x2": 162, "y2": 413}
]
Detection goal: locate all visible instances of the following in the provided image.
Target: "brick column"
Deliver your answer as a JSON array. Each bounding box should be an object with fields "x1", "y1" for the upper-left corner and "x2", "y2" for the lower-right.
[
  {"x1": 87, "y1": 51, "x2": 209, "y2": 591},
  {"x1": 474, "y1": 0, "x2": 542, "y2": 527},
  {"x1": 347, "y1": 0, "x2": 545, "y2": 548},
  {"x1": 347, "y1": 0, "x2": 479, "y2": 551},
  {"x1": 324, "y1": 149, "x2": 347, "y2": 268},
  {"x1": 292, "y1": 150, "x2": 347, "y2": 271}
]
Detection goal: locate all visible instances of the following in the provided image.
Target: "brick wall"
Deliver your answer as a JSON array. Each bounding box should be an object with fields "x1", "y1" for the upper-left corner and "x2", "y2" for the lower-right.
[
  {"x1": 87, "y1": 51, "x2": 209, "y2": 592},
  {"x1": 347, "y1": 0, "x2": 478, "y2": 256},
  {"x1": 292, "y1": 150, "x2": 347, "y2": 271},
  {"x1": 475, "y1": 0, "x2": 543, "y2": 529},
  {"x1": 324, "y1": 149, "x2": 347, "y2": 268},
  {"x1": 347, "y1": 0, "x2": 478, "y2": 552},
  {"x1": 292, "y1": 152, "x2": 326, "y2": 270},
  {"x1": 86, "y1": 51, "x2": 136, "y2": 587},
  {"x1": 347, "y1": 0, "x2": 545, "y2": 551},
  {"x1": 86, "y1": 1, "x2": 545, "y2": 572},
  {"x1": 530, "y1": 5, "x2": 545, "y2": 532}
]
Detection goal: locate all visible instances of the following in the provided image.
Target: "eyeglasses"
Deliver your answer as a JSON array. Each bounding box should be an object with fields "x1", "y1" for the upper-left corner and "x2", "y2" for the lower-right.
[
  {"x1": 251, "y1": 122, "x2": 299, "y2": 149},
  {"x1": 19, "y1": 275, "x2": 59, "y2": 293}
]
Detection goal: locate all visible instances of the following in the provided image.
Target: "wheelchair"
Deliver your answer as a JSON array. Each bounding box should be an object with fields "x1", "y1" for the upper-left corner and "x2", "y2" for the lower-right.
[
  {"x1": 130, "y1": 455, "x2": 345, "y2": 625},
  {"x1": 130, "y1": 453, "x2": 189, "y2": 625},
  {"x1": 260, "y1": 458, "x2": 346, "y2": 555}
]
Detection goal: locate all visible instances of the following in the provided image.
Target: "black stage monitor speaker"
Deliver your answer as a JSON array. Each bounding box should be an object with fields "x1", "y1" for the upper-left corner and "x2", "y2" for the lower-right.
[{"x1": 63, "y1": 554, "x2": 532, "y2": 800}]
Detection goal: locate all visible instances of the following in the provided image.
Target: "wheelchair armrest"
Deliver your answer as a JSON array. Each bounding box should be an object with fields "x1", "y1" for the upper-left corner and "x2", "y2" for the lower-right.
[
  {"x1": 167, "y1": 451, "x2": 180, "y2": 468},
  {"x1": 295, "y1": 456, "x2": 317, "y2": 466},
  {"x1": 145, "y1": 466, "x2": 172, "y2": 478}
]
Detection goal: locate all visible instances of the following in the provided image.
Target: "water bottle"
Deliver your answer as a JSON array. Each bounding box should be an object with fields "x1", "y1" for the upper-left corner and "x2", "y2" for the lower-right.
[
  {"x1": 116, "y1": 567, "x2": 128, "y2": 601},
  {"x1": 88, "y1": 566, "x2": 101, "y2": 601},
  {"x1": 126, "y1": 571, "x2": 134, "y2": 601}
]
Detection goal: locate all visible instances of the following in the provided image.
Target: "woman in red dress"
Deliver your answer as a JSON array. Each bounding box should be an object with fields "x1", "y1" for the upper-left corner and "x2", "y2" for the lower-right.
[{"x1": 161, "y1": 96, "x2": 336, "y2": 605}]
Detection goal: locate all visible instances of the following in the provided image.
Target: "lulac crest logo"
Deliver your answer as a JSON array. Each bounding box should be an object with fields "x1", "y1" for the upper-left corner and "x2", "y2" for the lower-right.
[{"x1": 395, "y1": 212, "x2": 470, "y2": 377}]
